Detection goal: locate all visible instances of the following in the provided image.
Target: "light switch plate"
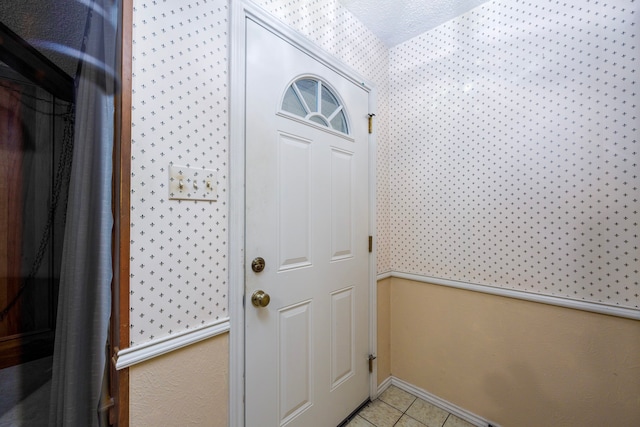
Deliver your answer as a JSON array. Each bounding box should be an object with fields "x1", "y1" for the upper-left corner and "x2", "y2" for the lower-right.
[{"x1": 168, "y1": 164, "x2": 217, "y2": 201}]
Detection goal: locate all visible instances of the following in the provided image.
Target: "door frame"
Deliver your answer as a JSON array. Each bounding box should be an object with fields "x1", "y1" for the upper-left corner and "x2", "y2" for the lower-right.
[
  {"x1": 111, "y1": 0, "x2": 133, "y2": 424},
  {"x1": 229, "y1": 2, "x2": 378, "y2": 425}
]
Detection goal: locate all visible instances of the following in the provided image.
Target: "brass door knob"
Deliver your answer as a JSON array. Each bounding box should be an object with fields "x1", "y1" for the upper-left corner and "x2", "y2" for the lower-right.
[{"x1": 251, "y1": 290, "x2": 270, "y2": 308}]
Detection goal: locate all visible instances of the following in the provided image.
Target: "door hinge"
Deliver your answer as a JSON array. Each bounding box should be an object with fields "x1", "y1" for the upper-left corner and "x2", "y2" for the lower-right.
[
  {"x1": 368, "y1": 236, "x2": 373, "y2": 253},
  {"x1": 368, "y1": 113, "x2": 376, "y2": 134},
  {"x1": 368, "y1": 354, "x2": 377, "y2": 373}
]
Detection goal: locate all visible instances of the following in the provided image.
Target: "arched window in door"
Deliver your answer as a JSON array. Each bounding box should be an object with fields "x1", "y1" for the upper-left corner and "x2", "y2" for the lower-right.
[{"x1": 281, "y1": 77, "x2": 349, "y2": 134}]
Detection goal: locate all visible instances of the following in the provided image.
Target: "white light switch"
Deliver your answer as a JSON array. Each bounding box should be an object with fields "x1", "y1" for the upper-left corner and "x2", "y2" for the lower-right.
[{"x1": 168, "y1": 164, "x2": 217, "y2": 201}]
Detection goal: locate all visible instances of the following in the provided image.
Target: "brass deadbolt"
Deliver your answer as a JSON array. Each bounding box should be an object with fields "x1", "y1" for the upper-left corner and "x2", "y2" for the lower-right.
[{"x1": 251, "y1": 257, "x2": 265, "y2": 273}]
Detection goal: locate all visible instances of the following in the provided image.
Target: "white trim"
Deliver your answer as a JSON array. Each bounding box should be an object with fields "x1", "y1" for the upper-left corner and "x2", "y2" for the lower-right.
[
  {"x1": 275, "y1": 111, "x2": 355, "y2": 142},
  {"x1": 368, "y1": 86, "x2": 378, "y2": 400},
  {"x1": 115, "y1": 319, "x2": 230, "y2": 370},
  {"x1": 230, "y1": 2, "x2": 378, "y2": 425},
  {"x1": 376, "y1": 271, "x2": 392, "y2": 281},
  {"x1": 229, "y1": 1, "x2": 247, "y2": 426},
  {"x1": 389, "y1": 376, "x2": 502, "y2": 427},
  {"x1": 377, "y1": 271, "x2": 640, "y2": 320},
  {"x1": 242, "y1": 3, "x2": 376, "y2": 91},
  {"x1": 376, "y1": 376, "x2": 392, "y2": 397}
]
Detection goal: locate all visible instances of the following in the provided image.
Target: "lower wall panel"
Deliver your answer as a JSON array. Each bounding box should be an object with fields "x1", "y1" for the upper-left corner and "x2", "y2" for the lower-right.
[
  {"x1": 389, "y1": 277, "x2": 640, "y2": 427},
  {"x1": 130, "y1": 332, "x2": 229, "y2": 427},
  {"x1": 126, "y1": 280, "x2": 639, "y2": 427}
]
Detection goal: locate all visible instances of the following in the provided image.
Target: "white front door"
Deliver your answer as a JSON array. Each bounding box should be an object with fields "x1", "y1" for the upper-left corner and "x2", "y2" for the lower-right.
[{"x1": 245, "y1": 18, "x2": 371, "y2": 427}]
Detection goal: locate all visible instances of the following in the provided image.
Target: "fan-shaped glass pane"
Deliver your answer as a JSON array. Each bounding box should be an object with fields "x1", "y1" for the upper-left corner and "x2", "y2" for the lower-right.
[
  {"x1": 308, "y1": 115, "x2": 329, "y2": 126},
  {"x1": 295, "y1": 79, "x2": 318, "y2": 113},
  {"x1": 321, "y1": 85, "x2": 340, "y2": 117},
  {"x1": 280, "y1": 77, "x2": 349, "y2": 134},
  {"x1": 330, "y1": 110, "x2": 348, "y2": 134},
  {"x1": 282, "y1": 86, "x2": 307, "y2": 117}
]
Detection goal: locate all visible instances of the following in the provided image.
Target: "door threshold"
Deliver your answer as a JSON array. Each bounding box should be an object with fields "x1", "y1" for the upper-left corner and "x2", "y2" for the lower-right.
[{"x1": 336, "y1": 398, "x2": 371, "y2": 427}]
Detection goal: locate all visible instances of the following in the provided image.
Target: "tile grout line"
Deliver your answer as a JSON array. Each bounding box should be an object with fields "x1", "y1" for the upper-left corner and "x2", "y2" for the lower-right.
[
  {"x1": 391, "y1": 395, "x2": 431, "y2": 427},
  {"x1": 356, "y1": 386, "x2": 464, "y2": 427}
]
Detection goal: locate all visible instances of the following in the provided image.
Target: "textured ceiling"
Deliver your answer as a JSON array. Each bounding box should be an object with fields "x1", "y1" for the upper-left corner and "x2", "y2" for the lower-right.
[
  {"x1": 0, "y1": 0, "x2": 494, "y2": 77},
  {"x1": 338, "y1": 0, "x2": 490, "y2": 47}
]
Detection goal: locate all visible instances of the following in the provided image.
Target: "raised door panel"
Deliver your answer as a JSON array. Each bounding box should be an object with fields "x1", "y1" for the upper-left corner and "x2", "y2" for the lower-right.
[
  {"x1": 278, "y1": 133, "x2": 313, "y2": 271},
  {"x1": 330, "y1": 148, "x2": 354, "y2": 262},
  {"x1": 278, "y1": 300, "x2": 313, "y2": 425},
  {"x1": 330, "y1": 286, "x2": 355, "y2": 389}
]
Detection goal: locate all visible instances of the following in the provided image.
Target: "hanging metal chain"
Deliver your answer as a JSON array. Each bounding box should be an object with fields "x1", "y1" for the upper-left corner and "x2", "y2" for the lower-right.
[{"x1": 0, "y1": 103, "x2": 75, "y2": 322}]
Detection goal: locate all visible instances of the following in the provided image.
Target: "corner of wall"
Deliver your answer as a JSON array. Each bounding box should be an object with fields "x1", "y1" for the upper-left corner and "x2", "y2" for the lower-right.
[{"x1": 376, "y1": 277, "x2": 392, "y2": 385}]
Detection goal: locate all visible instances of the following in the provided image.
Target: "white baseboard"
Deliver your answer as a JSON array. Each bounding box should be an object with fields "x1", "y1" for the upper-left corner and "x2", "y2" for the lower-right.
[
  {"x1": 377, "y1": 376, "x2": 501, "y2": 427},
  {"x1": 375, "y1": 376, "x2": 393, "y2": 397}
]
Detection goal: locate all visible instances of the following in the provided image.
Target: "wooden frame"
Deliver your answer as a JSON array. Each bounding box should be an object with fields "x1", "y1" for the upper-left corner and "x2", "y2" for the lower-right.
[{"x1": 110, "y1": 0, "x2": 132, "y2": 424}]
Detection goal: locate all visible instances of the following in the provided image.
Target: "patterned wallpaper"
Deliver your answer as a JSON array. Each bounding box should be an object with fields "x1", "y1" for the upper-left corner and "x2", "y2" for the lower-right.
[
  {"x1": 255, "y1": 0, "x2": 392, "y2": 273},
  {"x1": 129, "y1": 0, "x2": 389, "y2": 346},
  {"x1": 129, "y1": 0, "x2": 230, "y2": 345},
  {"x1": 129, "y1": 0, "x2": 636, "y2": 347},
  {"x1": 389, "y1": 0, "x2": 638, "y2": 309}
]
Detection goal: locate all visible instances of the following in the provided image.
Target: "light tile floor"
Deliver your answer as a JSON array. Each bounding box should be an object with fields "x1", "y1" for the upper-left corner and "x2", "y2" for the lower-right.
[{"x1": 346, "y1": 385, "x2": 475, "y2": 427}]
